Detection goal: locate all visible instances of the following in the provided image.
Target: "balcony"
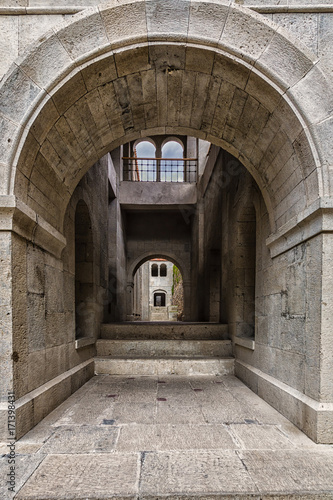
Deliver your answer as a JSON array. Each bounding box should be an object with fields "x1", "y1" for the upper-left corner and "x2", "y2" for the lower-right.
[{"x1": 122, "y1": 157, "x2": 197, "y2": 183}]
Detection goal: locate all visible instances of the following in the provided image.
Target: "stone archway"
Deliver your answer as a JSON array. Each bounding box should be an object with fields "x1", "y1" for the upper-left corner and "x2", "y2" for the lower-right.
[
  {"x1": 1, "y1": 0, "x2": 333, "y2": 443},
  {"x1": 128, "y1": 252, "x2": 190, "y2": 321},
  {"x1": 0, "y1": 1, "x2": 328, "y2": 235}
]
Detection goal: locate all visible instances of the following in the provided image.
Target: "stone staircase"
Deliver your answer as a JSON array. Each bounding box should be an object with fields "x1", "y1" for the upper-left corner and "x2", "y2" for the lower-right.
[{"x1": 95, "y1": 322, "x2": 234, "y2": 376}]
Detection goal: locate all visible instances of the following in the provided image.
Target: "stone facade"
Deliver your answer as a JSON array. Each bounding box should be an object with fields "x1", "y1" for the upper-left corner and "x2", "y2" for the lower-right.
[{"x1": 0, "y1": 0, "x2": 332, "y2": 444}]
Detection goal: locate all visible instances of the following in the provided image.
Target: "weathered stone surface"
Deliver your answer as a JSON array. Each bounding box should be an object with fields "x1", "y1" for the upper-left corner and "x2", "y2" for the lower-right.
[
  {"x1": 146, "y1": 0, "x2": 190, "y2": 40},
  {"x1": 220, "y1": 6, "x2": 276, "y2": 62},
  {"x1": 272, "y1": 13, "x2": 318, "y2": 55},
  {"x1": 40, "y1": 425, "x2": 119, "y2": 453},
  {"x1": 256, "y1": 28, "x2": 315, "y2": 89},
  {"x1": 18, "y1": 14, "x2": 65, "y2": 56},
  {"x1": 288, "y1": 65, "x2": 333, "y2": 124},
  {"x1": 95, "y1": 357, "x2": 235, "y2": 377},
  {"x1": 16, "y1": 453, "x2": 140, "y2": 499},
  {"x1": 188, "y1": 0, "x2": 229, "y2": 45},
  {"x1": 0, "y1": 453, "x2": 44, "y2": 500},
  {"x1": 100, "y1": 0, "x2": 147, "y2": 47},
  {"x1": 96, "y1": 339, "x2": 232, "y2": 357},
  {"x1": 18, "y1": 34, "x2": 73, "y2": 89},
  {"x1": 140, "y1": 449, "x2": 259, "y2": 495},
  {"x1": 56, "y1": 8, "x2": 109, "y2": 60},
  {"x1": 0, "y1": 16, "x2": 18, "y2": 78}
]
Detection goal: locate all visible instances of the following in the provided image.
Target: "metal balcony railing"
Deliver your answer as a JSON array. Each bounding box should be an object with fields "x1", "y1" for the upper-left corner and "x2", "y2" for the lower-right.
[{"x1": 122, "y1": 157, "x2": 197, "y2": 183}]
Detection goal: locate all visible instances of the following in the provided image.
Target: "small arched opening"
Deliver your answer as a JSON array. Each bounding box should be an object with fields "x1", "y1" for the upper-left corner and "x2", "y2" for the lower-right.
[
  {"x1": 160, "y1": 263, "x2": 167, "y2": 277},
  {"x1": 151, "y1": 263, "x2": 158, "y2": 277}
]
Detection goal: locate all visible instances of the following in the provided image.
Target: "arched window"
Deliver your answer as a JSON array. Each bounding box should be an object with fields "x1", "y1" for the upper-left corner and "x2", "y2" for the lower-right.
[
  {"x1": 134, "y1": 140, "x2": 156, "y2": 181},
  {"x1": 154, "y1": 292, "x2": 166, "y2": 307},
  {"x1": 161, "y1": 140, "x2": 184, "y2": 182},
  {"x1": 151, "y1": 263, "x2": 158, "y2": 277},
  {"x1": 160, "y1": 263, "x2": 167, "y2": 277}
]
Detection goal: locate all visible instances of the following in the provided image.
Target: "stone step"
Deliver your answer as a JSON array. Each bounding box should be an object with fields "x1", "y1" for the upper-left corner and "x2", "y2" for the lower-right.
[
  {"x1": 94, "y1": 356, "x2": 234, "y2": 376},
  {"x1": 100, "y1": 322, "x2": 229, "y2": 340},
  {"x1": 96, "y1": 339, "x2": 232, "y2": 358}
]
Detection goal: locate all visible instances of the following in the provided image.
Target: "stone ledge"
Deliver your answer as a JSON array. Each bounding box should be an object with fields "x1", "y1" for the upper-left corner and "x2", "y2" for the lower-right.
[
  {"x1": 235, "y1": 360, "x2": 333, "y2": 444},
  {"x1": 0, "y1": 196, "x2": 66, "y2": 258},
  {"x1": 234, "y1": 336, "x2": 255, "y2": 350},
  {"x1": 267, "y1": 200, "x2": 333, "y2": 258},
  {"x1": 75, "y1": 337, "x2": 96, "y2": 349},
  {"x1": 0, "y1": 359, "x2": 94, "y2": 441}
]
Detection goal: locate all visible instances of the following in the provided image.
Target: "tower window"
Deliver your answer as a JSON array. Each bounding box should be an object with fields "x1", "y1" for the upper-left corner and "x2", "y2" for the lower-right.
[
  {"x1": 160, "y1": 264, "x2": 167, "y2": 277},
  {"x1": 151, "y1": 264, "x2": 158, "y2": 277}
]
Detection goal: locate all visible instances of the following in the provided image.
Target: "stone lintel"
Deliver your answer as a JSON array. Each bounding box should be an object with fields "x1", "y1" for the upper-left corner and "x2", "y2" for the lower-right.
[
  {"x1": 267, "y1": 199, "x2": 333, "y2": 258},
  {"x1": 0, "y1": 196, "x2": 66, "y2": 258},
  {"x1": 235, "y1": 360, "x2": 333, "y2": 444}
]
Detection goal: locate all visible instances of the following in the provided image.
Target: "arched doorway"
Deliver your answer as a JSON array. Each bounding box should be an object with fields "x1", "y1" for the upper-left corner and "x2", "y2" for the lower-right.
[
  {"x1": 132, "y1": 259, "x2": 184, "y2": 321},
  {"x1": 129, "y1": 254, "x2": 187, "y2": 322},
  {"x1": 0, "y1": 0, "x2": 332, "y2": 443}
]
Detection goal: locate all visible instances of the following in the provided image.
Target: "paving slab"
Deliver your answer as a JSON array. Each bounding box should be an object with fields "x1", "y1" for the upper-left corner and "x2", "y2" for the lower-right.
[
  {"x1": 15, "y1": 453, "x2": 140, "y2": 499},
  {"x1": 229, "y1": 423, "x2": 295, "y2": 450},
  {"x1": 116, "y1": 423, "x2": 237, "y2": 452},
  {"x1": 139, "y1": 450, "x2": 259, "y2": 496},
  {"x1": 156, "y1": 402, "x2": 207, "y2": 424},
  {"x1": 238, "y1": 450, "x2": 333, "y2": 493},
  {"x1": 39, "y1": 425, "x2": 119, "y2": 454},
  {"x1": 0, "y1": 374, "x2": 332, "y2": 499},
  {"x1": 0, "y1": 454, "x2": 44, "y2": 500},
  {"x1": 112, "y1": 402, "x2": 157, "y2": 424}
]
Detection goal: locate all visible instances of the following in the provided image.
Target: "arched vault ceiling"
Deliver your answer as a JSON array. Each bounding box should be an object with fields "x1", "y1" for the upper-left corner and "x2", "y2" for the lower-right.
[{"x1": 0, "y1": 0, "x2": 332, "y2": 233}]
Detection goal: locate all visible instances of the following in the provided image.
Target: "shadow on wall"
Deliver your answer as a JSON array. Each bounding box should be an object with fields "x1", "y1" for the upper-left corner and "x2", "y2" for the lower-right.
[{"x1": 75, "y1": 200, "x2": 94, "y2": 340}]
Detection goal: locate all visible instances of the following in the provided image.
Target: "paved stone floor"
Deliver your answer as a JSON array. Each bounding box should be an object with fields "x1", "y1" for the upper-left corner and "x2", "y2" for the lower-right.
[{"x1": 1, "y1": 374, "x2": 333, "y2": 499}]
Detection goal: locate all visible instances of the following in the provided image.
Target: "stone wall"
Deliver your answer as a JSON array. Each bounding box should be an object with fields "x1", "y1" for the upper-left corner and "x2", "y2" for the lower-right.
[
  {"x1": 0, "y1": 4, "x2": 332, "y2": 80},
  {"x1": 108, "y1": 150, "x2": 127, "y2": 322},
  {"x1": 0, "y1": 156, "x2": 109, "y2": 437}
]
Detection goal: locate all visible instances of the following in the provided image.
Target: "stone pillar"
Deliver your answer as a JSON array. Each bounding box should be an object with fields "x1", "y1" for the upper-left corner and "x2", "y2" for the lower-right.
[
  {"x1": 141, "y1": 262, "x2": 150, "y2": 320},
  {"x1": 0, "y1": 232, "x2": 14, "y2": 440},
  {"x1": 182, "y1": 280, "x2": 191, "y2": 321},
  {"x1": 0, "y1": 232, "x2": 14, "y2": 401},
  {"x1": 319, "y1": 233, "x2": 333, "y2": 403},
  {"x1": 126, "y1": 281, "x2": 134, "y2": 320},
  {"x1": 155, "y1": 144, "x2": 161, "y2": 182}
]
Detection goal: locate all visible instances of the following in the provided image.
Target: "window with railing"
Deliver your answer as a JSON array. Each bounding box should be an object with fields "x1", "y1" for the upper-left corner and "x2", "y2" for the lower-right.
[{"x1": 122, "y1": 139, "x2": 197, "y2": 183}]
